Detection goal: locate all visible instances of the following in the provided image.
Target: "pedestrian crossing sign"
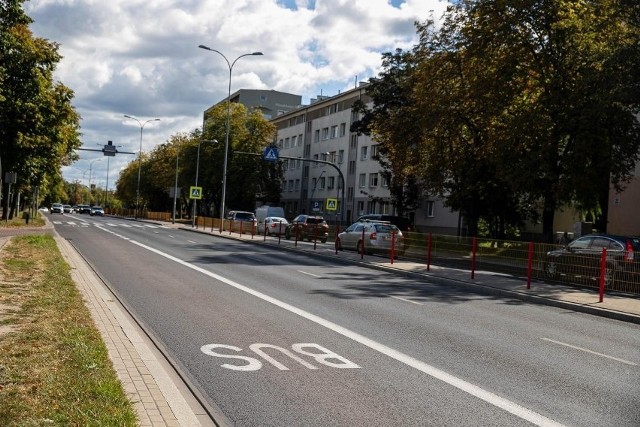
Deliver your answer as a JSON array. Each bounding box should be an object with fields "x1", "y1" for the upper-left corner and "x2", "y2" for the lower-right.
[
  {"x1": 326, "y1": 198, "x2": 337, "y2": 211},
  {"x1": 190, "y1": 186, "x2": 202, "y2": 199},
  {"x1": 263, "y1": 146, "x2": 279, "y2": 162}
]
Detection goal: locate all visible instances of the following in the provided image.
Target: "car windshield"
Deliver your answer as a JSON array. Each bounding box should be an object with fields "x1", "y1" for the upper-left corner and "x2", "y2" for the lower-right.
[
  {"x1": 307, "y1": 217, "x2": 324, "y2": 224},
  {"x1": 374, "y1": 224, "x2": 399, "y2": 233},
  {"x1": 235, "y1": 213, "x2": 254, "y2": 220}
]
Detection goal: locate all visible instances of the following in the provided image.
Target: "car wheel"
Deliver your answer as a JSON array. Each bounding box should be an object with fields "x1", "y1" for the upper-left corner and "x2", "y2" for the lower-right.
[
  {"x1": 545, "y1": 260, "x2": 557, "y2": 278},
  {"x1": 320, "y1": 238, "x2": 327, "y2": 244}
]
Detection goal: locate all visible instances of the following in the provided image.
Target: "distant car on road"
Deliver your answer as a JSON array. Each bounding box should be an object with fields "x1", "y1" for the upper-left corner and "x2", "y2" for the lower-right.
[
  {"x1": 545, "y1": 234, "x2": 639, "y2": 286},
  {"x1": 356, "y1": 214, "x2": 412, "y2": 233},
  {"x1": 257, "y1": 216, "x2": 289, "y2": 236},
  {"x1": 90, "y1": 206, "x2": 104, "y2": 216},
  {"x1": 50, "y1": 203, "x2": 64, "y2": 214},
  {"x1": 77, "y1": 205, "x2": 91, "y2": 214},
  {"x1": 63, "y1": 204, "x2": 73, "y2": 214},
  {"x1": 226, "y1": 210, "x2": 257, "y2": 233},
  {"x1": 38, "y1": 206, "x2": 49, "y2": 213},
  {"x1": 338, "y1": 220, "x2": 405, "y2": 257},
  {"x1": 285, "y1": 215, "x2": 329, "y2": 243}
]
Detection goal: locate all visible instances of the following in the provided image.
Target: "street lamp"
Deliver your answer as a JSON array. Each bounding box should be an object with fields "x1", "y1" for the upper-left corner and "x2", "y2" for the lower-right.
[
  {"x1": 192, "y1": 139, "x2": 218, "y2": 228},
  {"x1": 198, "y1": 45, "x2": 263, "y2": 231},
  {"x1": 124, "y1": 115, "x2": 160, "y2": 219},
  {"x1": 88, "y1": 158, "x2": 102, "y2": 204}
]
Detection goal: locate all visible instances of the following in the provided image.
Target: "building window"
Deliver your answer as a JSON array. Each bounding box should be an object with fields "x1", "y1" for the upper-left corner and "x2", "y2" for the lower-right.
[
  {"x1": 290, "y1": 135, "x2": 296, "y2": 146},
  {"x1": 338, "y1": 150, "x2": 344, "y2": 164},
  {"x1": 298, "y1": 134, "x2": 303, "y2": 146},
  {"x1": 313, "y1": 154, "x2": 319, "y2": 166},
  {"x1": 295, "y1": 179, "x2": 300, "y2": 191},
  {"x1": 330, "y1": 125, "x2": 338, "y2": 139},
  {"x1": 284, "y1": 137, "x2": 290, "y2": 149},
  {"x1": 357, "y1": 201, "x2": 365, "y2": 215},
  {"x1": 319, "y1": 177, "x2": 326, "y2": 189},
  {"x1": 347, "y1": 187, "x2": 354, "y2": 201},
  {"x1": 348, "y1": 160, "x2": 356, "y2": 175},
  {"x1": 288, "y1": 180, "x2": 294, "y2": 192},
  {"x1": 360, "y1": 146, "x2": 368, "y2": 161},
  {"x1": 359, "y1": 174, "x2": 366, "y2": 188},
  {"x1": 350, "y1": 134, "x2": 357, "y2": 149},
  {"x1": 278, "y1": 139, "x2": 283, "y2": 148},
  {"x1": 314, "y1": 129, "x2": 320, "y2": 142},
  {"x1": 322, "y1": 127, "x2": 329, "y2": 140},
  {"x1": 369, "y1": 173, "x2": 378, "y2": 187},
  {"x1": 282, "y1": 159, "x2": 289, "y2": 170},
  {"x1": 327, "y1": 176, "x2": 335, "y2": 189},
  {"x1": 339, "y1": 123, "x2": 346, "y2": 137},
  {"x1": 371, "y1": 144, "x2": 379, "y2": 159},
  {"x1": 381, "y1": 173, "x2": 389, "y2": 187},
  {"x1": 328, "y1": 151, "x2": 336, "y2": 163},
  {"x1": 425, "y1": 200, "x2": 435, "y2": 218}
]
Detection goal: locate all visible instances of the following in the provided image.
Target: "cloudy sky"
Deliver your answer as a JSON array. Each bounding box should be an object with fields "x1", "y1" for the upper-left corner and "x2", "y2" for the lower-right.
[{"x1": 25, "y1": 0, "x2": 447, "y2": 188}]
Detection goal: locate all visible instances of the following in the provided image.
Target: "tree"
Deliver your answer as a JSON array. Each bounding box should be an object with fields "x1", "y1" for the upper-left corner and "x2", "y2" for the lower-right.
[
  {"x1": 351, "y1": 49, "x2": 424, "y2": 219},
  {"x1": 0, "y1": 0, "x2": 82, "y2": 218}
]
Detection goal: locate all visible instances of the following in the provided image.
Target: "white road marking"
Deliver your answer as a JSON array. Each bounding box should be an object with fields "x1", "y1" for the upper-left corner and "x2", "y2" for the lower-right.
[
  {"x1": 298, "y1": 270, "x2": 322, "y2": 278},
  {"x1": 187, "y1": 240, "x2": 197, "y2": 244},
  {"x1": 96, "y1": 224, "x2": 564, "y2": 427},
  {"x1": 541, "y1": 338, "x2": 637, "y2": 366},
  {"x1": 390, "y1": 295, "x2": 423, "y2": 305}
]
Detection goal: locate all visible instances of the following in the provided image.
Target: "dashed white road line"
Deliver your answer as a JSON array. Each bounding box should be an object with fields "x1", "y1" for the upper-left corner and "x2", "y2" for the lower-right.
[
  {"x1": 390, "y1": 295, "x2": 423, "y2": 305},
  {"x1": 541, "y1": 338, "x2": 637, "y2": 366},
  {"x1": 297, "y1": 270, "x2": 322, "y2": 278}
]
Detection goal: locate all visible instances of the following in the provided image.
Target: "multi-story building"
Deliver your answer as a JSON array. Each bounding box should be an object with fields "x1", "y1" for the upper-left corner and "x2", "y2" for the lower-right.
[
  {"x1": 271, "y1": 83, "x2": 460, "y2": 233},
  {"x1": 203, "y1": 89, "x2": 302, "y2": 121}
]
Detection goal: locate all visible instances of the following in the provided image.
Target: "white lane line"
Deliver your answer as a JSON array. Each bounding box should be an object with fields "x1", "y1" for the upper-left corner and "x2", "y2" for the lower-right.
[
  {"x1": 390, "y1": 295, "x2": 423, "y2": 305},
  {"x1": 97, "y1": 225, "x2": 564, "y2": 427},
  {"x1": 168, "y1": 235, "x2": 175, "y2": 239},
  {"x1": 187, "y1": 240, "x2": 197, "y2": 244},
  {"x1": 541, "y1": 338, "x2": 637, "y2": 366},
  {"x1": 298, "y1": 270, "x2": 322, "y2": 278}
]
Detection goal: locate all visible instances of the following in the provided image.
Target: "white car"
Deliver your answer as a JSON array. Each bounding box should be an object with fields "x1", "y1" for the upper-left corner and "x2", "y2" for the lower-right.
[{"x1": 257, "y1": 216, "x2": 289, "y2": 236}]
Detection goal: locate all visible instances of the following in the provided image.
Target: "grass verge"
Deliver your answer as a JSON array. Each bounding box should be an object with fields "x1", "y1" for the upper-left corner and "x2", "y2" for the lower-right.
[{"x1": 0, "y1": 235, "x2": 137, "y2": 426}]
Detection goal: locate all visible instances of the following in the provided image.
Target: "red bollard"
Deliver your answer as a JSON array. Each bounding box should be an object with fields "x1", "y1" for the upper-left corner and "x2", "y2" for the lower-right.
[
  {"x1": 334, "y1": 224, "x2": 340, "y2": 255},
  {"x1": 263, "y1": 220, "x2": 268, "y2": 241},
  {"x1": 361, "y1": 226, "x2": 365, "y2": 260},
  {"x1": 471, "y1": 237, "x2": 477, "y2": 279},
  {"x1": 313, "y1": 223, "x2": 318, "y2": 250},
  {"x1": 599, "y1": 247, "x2": 607, "y2": 302},
  {"x1": 426, "y1": 233, "x2": 432, "y2": 272},
  {"x1": 239, "y1": 220, "x2": 243, "y2": 236},
  {"x1": 278, "y1": 220, "x2": 282, "y2": 244},
  {"x1": 526, "y1": 241, "x2": 534, "y2": 289},
  {"x1": 295, "y1": 226, "x2": 299, "y2": 247},
  {"x1": 390, "y1": 230, "x2": 396, "y2": 264}
]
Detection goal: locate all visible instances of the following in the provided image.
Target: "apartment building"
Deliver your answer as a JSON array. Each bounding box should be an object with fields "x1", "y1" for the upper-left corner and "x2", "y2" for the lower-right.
[
  {"x1": 271, "y1": 83, "x2": 460, "y2": 233},
  {"x1": 204, "y1": 89, "x2": 302, "y2": 121}
]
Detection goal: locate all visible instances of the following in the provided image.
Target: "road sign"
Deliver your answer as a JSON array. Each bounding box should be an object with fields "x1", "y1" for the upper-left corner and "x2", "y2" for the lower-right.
[
  {"x1": 263, "y1": 146, "x2": 279, "y2": 162},
  {"x1": 326, "y1": 198, "x2": 337, "y2": 211},
  {"x1": 190, "y1": 186, "x2": 202, "y2": 200},
  {"x1": 311, "y1": 200, "x2": 322, "y2": 212}
]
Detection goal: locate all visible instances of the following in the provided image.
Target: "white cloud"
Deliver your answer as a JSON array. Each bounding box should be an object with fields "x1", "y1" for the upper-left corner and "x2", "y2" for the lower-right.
[{"x1": 26, "y1": 0, "x2": 448, "y2": 185}]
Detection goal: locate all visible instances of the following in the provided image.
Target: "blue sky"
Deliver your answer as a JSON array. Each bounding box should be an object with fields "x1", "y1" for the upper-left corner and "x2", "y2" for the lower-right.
[{"x1": 25, "y1": 0, "x2": 447, "y2": 187}]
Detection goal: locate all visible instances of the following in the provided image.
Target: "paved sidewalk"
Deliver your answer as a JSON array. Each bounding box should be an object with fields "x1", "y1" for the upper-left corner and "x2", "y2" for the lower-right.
[{"x1": 174, "y1": 221, "x2": 640, "y2": 325}]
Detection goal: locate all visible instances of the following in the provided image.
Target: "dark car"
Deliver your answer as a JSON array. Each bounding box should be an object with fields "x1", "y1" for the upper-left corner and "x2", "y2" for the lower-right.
[
  {"x1": 356, "y1": 214, "x2": 412, "y2": 233},
  {"x1": 545, "y1": 234, "x2": 639, "y2": 286},
  {"x1": 226, "y1": 210, "x2": 257, "y2": 234},
  {"x1": 78, "y1": 204, "x2": 91, "y2": 214},
  {"x1": 285, "y1": 215, "x2": 329, "y2": 243}
]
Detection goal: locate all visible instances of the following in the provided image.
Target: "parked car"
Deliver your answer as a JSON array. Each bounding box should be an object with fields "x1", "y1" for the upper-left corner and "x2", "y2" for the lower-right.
[
  {"x1": 255, "y1": 205, "x2": 285, "y2": 224},
  {"x1": 50, "y1": 203, "x2": 64, "y2": 214},
  {"x1": 77, "y1": 204, "x2": 92, "y2": 214},
  {"x1": 285, "y1": 215, "x2": 329, "y2": 243},
  {"x1": 62, "y1": 204, "x2": 73, "y2": 214},
  {"x1": 226, "y1": 210, "x2": 257, "y2": 233},
  {"x1": 257, "y1": 217, "x2": 289, "y2": 236},
  {"x1": 90, "y1": 206, "x2": 104, "y2": 216},
  {"x1": 356, "y1": 214, "x2": 412, "y2": 233},
  {"x1": 38, "y1": 206, "x2": 49, "y2": 213},
  {"x1": 544, "y1": 234, "x2": 640, "y2": 286},
  {"x1": 338, "y1": 220, "x2": 405, "y2": 257}
]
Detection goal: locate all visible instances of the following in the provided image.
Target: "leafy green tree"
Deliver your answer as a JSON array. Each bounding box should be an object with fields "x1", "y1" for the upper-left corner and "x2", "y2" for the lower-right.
[{"x1": 0, "y1": 0, "x2": 81, "y2": 218}]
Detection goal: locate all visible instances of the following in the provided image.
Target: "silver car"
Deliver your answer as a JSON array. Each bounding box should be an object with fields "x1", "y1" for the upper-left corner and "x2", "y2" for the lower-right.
[
  {"x1": 337, "y1": 221, "x2": 405, "y2": 257},
  {"x1": 257, "y1": 216, "x2": 289, "y2": 236}
]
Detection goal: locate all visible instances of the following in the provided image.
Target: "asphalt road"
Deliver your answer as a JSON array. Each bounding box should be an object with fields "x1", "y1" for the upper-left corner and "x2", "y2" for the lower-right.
[{"x1": 51, "y1": 214, "x2": 640, "y2": 427}]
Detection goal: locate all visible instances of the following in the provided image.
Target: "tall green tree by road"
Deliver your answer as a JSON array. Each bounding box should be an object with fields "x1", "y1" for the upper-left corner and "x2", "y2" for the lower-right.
[
  {"x1": 355, "y1": 0, "x2": 640, "y2": 241},
  {"x1": 0, "y1": 0, "x2": 82, "y2": 218}
]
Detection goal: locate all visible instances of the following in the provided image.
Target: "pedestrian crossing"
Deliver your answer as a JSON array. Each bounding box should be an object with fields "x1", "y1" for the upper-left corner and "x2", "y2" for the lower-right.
[{"x1": 52, "y1": 221, "x2": 168, "y2": 229}]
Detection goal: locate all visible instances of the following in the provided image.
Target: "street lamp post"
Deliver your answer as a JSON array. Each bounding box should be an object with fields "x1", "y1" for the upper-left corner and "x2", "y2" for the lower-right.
[
  {"x1": 198, "y1": 45, "x2": 263, "y2": 231},
  {"x1": 124, "y1": 115, "x2": 160, "y2": 219},
  {"x1": 192, "y1": 139, "x2": 217, "y2": 228},
  {"x1": 88, "y1": 158, "x2": 102, "y2": 204}
]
